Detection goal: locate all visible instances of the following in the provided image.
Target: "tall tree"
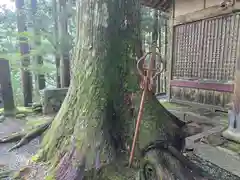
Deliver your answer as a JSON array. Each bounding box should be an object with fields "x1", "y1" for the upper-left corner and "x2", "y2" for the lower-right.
[
  {"x1": 31, "y1": 0, "x2": 46, "y2": 90},
  {"x1": 16, "y1": 0, "x2": 33, "y2": 107},
  {"x1": 58, "y1": 0, "x2": 70, "y2": 87},
  {"x1": 52, "y1": 0, "x2": 61, "y2": 88},
  {"x1": 37, "y1": 0, "x2": 189, "y2": 179},
  {"x1": 0, "y1": 59, "x2": 15, "y2": 116},
  {"x1": 4, "y1": 0, "x2": 212, "y2": 179}
]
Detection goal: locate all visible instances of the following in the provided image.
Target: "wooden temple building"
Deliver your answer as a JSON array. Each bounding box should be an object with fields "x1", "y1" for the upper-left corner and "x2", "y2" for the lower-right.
[
  {"x1": 142, "y1": 0, "x2": 240, "y2": 111},
  {"x1": 170, "y1": 0, "x2": 240, "y2": 111}
]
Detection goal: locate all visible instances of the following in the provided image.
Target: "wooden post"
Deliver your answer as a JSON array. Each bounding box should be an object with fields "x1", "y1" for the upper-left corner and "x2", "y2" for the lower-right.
[
  {"x1": 0, "y1": 59, "x2": 15, "y2": 116},
  {"x1": 164, "y1": 14, "x2": 168, "y2": 93},
  {"x1": 16, "y1": 0, "x2": 33, "y2": 107},
  {"x1": 152, "y1": 9, "x2": 158, "y2": 94},
  {"x1": 167, "y1": 0, "x2": 175, "y2": 101},
  {"x1": 157, "y1": 11, "x2": 162, "y2": 95}
]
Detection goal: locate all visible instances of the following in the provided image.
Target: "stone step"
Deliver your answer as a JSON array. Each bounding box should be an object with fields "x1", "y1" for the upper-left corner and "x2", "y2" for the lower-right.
[
  {"x1": 185, "y1": 125, "x2": 225, "y2": 150},
  {"x1": 168, "y1": 109, "x2": 220, "y2": 126},
  {"x1": 168, "y1": 109, "x2": 186, "y2": 122},
  {"x1": 194, "y1": 143, "x2": 240, "y2": 178}
]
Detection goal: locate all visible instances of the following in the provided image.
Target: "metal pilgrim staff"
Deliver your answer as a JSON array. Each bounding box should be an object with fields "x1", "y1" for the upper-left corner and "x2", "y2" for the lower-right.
[{"x1": 129, "y1": 44, "x2": 164, "y2": 166}]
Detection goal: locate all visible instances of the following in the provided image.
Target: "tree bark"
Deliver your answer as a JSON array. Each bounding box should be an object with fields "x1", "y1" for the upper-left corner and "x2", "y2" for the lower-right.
[
  {"x1": 16, "y1": 0, "x2": 33, "y2": 107},
  {"x1": 31, "y1": 0, "x2": 46, "y2": 91},
  {"x1": 52, "y1": 0, "x2": 61, "y2": 88},
  {"x1": 0, "y1": 59, "x2": 15, "y2": 116},
  {"x1": 36, "y1": 0, "x2": 206, "y2": 179},
  {"x1": 59, "y1": 0, "x2": 71, "y2": 87}
]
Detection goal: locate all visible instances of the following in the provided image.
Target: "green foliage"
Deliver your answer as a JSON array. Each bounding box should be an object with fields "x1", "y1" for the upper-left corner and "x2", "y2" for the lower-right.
[
  {"x1": 31, "y1": 154, "x2": 40, "y2": 162},
  {"x1": 161, "y1": 102, "x2": 182, "y2": 109},
  {"x1": 0, "y1": 0, "x2": 77, "y2": 105},
  {"x1": 45, "y1": 174, "x2": 55, "y2": 180},
  {"x1": 140, "y1": 6, "x2": 169, "y2": 55},
  {"x1": 0, "y1": 1, "x2": 166, "y2": 106}
]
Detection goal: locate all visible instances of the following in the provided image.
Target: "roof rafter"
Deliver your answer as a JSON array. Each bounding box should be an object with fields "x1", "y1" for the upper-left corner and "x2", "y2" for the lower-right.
[{"x1": 140, "y1": 0, "x2": 172, "y2": 11}]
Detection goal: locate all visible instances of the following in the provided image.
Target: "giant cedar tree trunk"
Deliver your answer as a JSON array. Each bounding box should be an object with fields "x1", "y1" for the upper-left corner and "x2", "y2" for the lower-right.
[
  {"x1": 16, "y1": 0, "x2": 33, "y2": 107},
  {"x1": 38, "y1": 0, "x2": 194, "y2": 179}
]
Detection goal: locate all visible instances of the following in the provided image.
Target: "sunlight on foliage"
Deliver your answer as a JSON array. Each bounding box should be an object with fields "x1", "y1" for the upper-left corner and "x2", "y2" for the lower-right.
[
  {"x1": 31, "y1": 154, "x2": 40, "y2": 162},
  {"x1": 25, "y1": 117, "x2": 50, "y2": 129},
  {"x1": 161, "y1": 102, "x2": 181, "y2": 109},
  {"x1": 17, "y1": 107, "x2": 33, "y2": 113},
  {"x1": 0, "y1": 0, "x2": 66, "y2": 105},
  {"x1": 0, "y1": 106, "x2": 32, "y2": 115}
]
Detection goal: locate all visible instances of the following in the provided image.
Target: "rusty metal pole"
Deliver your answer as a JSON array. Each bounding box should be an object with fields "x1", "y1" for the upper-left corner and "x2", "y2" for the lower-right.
[{"x1": 129, "y1": 44, "x2": 157, "y2": 167}]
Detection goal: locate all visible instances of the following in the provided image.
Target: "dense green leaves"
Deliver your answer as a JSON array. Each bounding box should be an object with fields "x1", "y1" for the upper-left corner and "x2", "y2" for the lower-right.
[
  {"x1": 0, "y1": 0, "x2": 167, "y2": 105},
  {"x1": 0, "y1": 1, "x2": 59, "y2": 105}
]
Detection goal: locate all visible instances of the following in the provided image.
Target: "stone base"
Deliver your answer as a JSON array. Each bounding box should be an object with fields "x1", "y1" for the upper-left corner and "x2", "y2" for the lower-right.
[
  {"x1": 185, "y1": 126, "x2": 224, "y2": 150},
  {"x1": 222, "y1": 130, "x2": 240, "y2": 144},
  {"x1": 189, "y1": 143, "x2": 240, "y2": 179},
  {"x1": 182, "y1": 122, "x2": 202, "y2": 137},
  {"x1": 222, "y1": 110, "x2": 240, "y2": 144},
  {"x1": 3, "y1": 110, "x2": 16, "y2": 117},
  {"x1": 42, "y1": 88, "x2": 68, "y2": 115}
]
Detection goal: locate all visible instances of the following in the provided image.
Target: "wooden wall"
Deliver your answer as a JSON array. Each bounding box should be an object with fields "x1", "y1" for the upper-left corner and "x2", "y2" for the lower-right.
[
  {"x1": 175, "y1": 0, "x2": 235, "y2": 17},
  {"x1": 168, "y1": 0, "x2": 240, "y2": 110},
  {"x1": 171, "y1": 87, "x2": 232, "y2": 107},
  {"x1": 170, "y1": 85, "x2": 233, "y2": 110},
  {"x1": 174, "y1": 0, "x2": 239, "y2": 25},
  {"x1": 175, "y1": 0, "x2": 205, "y2": 17}
]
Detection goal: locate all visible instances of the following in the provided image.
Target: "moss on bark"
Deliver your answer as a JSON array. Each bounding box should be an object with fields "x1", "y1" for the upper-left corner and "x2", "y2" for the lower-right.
[{"x1": 35, "y1": 0, "x2": 187, "y2": 179}]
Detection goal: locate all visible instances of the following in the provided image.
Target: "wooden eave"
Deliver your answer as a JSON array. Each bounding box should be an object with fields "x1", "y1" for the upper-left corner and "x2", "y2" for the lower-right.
[{"x1": 141, "y1": 0, "x2": 172, "y2": 11}]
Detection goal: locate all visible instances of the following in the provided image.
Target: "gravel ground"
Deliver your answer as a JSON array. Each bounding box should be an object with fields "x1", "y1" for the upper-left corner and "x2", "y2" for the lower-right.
[{"x1": 0, "y1": 117, "x2": 41, "y2": 179}]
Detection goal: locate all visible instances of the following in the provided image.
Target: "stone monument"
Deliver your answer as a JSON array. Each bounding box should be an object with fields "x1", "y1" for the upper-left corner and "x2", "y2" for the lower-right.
[
  {"x1": 42, "y1": 88, "x2": 68, "y2": 114},
  {"x1": 0, "y1": 59, "x2": 15, "y2": 116}
]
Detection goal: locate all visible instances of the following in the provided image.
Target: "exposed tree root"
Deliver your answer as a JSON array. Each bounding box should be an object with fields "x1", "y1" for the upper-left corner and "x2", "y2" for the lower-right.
[
  {"x1": 12, "y1": 167, "x2": 32, "y2": 179},
  {"x1": 0, "y1": 120, "x2": 52, "y2": 152},
  {"x1": 32, "y1": 103, "x2": 43, "y2": 114},
  {"x1": 159, "y1": 103, "x2": 186, "y2": 128},
  {"x1": 54, "y1": 148, "x2": 136, "y2": 180},
  {"x1": 8, "y1": 120, "x2": 52, "y2": 151},
  {"x1": 0, "y1": 131, "x2": 26, "y2": 143},
  {"x1": 0, "y1": 170, "x2": 13, "y2": 179},
  {"x1": 141, "y1": 140, "x2": 214, "y2": 180}
]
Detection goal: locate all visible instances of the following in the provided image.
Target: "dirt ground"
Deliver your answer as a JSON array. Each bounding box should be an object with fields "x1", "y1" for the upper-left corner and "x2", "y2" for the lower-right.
[
  {"x1": 0, "y1": 114, "x2": 52, "y2": 179},
  {"x1": 0, "y1": 102, "x2": 239, "y2": 179}
]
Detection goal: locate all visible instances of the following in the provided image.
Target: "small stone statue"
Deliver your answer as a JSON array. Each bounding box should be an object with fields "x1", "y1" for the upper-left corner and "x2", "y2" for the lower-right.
[
  {"x1": 222, "y1": 71, "x2": 240, "y2": 143},
  {"x1": 222, "y1": 110, "x2": 240, "y2": 143},
  {"x1": 42, "y1": 88, "x2": 68, "y2": 114}
]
